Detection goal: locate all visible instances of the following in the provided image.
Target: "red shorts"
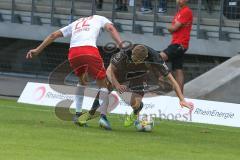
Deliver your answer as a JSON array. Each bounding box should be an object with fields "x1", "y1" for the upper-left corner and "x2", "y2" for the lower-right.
[{"x1": 68, "y1": 46, "x2": 106, "y2": 80}]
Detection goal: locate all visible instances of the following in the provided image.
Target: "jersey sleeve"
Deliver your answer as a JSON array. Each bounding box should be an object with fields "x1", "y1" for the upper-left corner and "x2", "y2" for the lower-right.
[
  {"x1": 110, "y1": 51, "x2": 127, "y2": 68},
  {"x1": 156, "y1": 61, "x2": 170, "y2": 77},
  {"x1": 147, "y1": 47, "x2": 170, "y2": 77},
  {"x1": 98, "y1": 16, "x2": 113, "y2": 28},
  {"x1": 60, "y1": 23, "x2": 72, "y2": 37},
  {"x1": 178, "y1": 9, "x2": 193, "y2": 25}
]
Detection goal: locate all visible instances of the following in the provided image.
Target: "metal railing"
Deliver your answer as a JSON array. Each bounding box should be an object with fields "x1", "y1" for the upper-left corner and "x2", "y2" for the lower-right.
[
  {"x1": 196, "y1": 0, "x2": 240, "y2": 41},
  {"x1": 2, "y1": 0, "x2": 240, "y2": 40}
]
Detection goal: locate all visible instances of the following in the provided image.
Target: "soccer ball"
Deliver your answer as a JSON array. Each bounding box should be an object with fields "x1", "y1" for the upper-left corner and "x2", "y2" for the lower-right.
[{"x1": 134, "y1": 119, "x2": 154, "y2": 132}]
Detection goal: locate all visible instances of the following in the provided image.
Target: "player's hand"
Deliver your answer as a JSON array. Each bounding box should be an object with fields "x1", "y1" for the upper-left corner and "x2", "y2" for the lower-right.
[
  {"x1": 180, "y1": 100, "x2": 194, "y2": 112},
  {"x1": 116, "y1": 84, "x2": 127, "y2": 94},
  {"x1": 26, "y1": 49, "x2": 40, "y2": 59}
]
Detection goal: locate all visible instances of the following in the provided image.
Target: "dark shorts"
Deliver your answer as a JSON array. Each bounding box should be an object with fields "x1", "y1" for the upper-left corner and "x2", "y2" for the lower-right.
[
  {"x1": 163, "y1": 44, "x2": 187, "y2": 70},
  {"x1": 128, "y1": 78, "x2": 145, "y2": 97},
  {"x1": 117, "y1": 75, "x2": 145, "y2": 97}
]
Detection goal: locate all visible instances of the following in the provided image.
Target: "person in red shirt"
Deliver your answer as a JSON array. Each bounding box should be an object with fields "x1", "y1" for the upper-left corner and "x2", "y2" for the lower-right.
[{"x1": 160, "y1": 0, "x2": 193, "y2": 93}]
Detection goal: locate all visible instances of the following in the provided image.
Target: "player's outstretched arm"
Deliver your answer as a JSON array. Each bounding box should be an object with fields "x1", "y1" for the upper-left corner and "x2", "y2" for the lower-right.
[
  {"x1": 167, "y1": 73, "x2": 194, "y2": 110},
  {"x1": 104, "y1": 23, "x2": 123, "y2": 48},
  {"x1": 26, "y1": 30, "x2": 63, "y2": 59}
]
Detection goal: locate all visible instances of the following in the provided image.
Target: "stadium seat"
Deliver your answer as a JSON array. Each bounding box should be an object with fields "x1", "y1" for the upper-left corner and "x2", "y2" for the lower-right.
[
  {"x1": 32, "y1": 16, "x2": 42, "y2": 25},
  {"x1": 0, "y1": 13, "x2": 3, "y2": 22},
  {"x1": 153, "y1": 26, "x2": 165, "y2": 36},
  {"x1": 0, "y1": 0, "x2": 239, "y2": 41},
  {"x1": 51, "y1": 17, "x2": 62, "y2": 27},
  {"x1": 219, "y1": 31, "x2": 230, "y2": 41},
  {"x1": 197, "y1": 29, "x2": 209, "y2": 40},
  {"x1": 12, "y1": 14, "x2": 22, "y2": 24},
  {"x1": 133, "y1": 24, "x2": 143, "y2": 34}
]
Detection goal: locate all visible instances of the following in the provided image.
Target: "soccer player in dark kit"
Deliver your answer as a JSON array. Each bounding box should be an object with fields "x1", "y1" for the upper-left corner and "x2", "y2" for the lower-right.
[{"x1": 79, "y1": 44, "x2": 194, "y2": 130}]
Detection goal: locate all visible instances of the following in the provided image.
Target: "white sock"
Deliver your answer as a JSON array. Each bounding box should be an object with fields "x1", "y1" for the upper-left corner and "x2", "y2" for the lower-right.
[
  {"x1": 97, "y1": 88, "x2": 109, "y2": 116},
  {"x1": 75, "y1": 95, "x2": 83, "y2": 113},
  {"x1": 75, "y1": 83, "x2": 84, "y2": 113}
]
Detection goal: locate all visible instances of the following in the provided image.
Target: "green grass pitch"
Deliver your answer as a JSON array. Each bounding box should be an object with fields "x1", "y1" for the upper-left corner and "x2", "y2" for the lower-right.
[{"x1": 0, "y1": 98, "x2": 239, "y2": 160}]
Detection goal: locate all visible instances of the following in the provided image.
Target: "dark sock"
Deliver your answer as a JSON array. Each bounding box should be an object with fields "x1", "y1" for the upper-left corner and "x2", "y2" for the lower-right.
[
  {"x1": 76, "y1": 112, "x2": 82, "y2": 117},
  {"x1": 123, "y1": 4, "x2": 128, "y2": 11},
  {"x1": 89, "y1": 98, "x2": 100, "y2": 115},
  {"x1": 133, "y1": 102, "x2": 144, "y2": 115},
  {"x1": 101, "y1": 114, "x2": 108, "y2": 120}
]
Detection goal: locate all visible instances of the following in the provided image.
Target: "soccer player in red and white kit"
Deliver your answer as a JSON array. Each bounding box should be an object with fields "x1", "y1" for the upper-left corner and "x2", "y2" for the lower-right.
[
  {"x1": 26, "y1": 15, "x2": 123, "y2": 126},
  {"x1": 160, "y1": 0, "x2": 193, "y2": 93}
]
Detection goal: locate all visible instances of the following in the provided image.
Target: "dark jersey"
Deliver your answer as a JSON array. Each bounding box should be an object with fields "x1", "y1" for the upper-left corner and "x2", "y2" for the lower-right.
[{"x1": 110, "y1": 44, "x2": 169, "y2": 83}]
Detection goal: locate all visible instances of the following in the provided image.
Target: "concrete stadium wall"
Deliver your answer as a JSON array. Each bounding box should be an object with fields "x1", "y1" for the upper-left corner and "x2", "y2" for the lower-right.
[
  {"x1": 202, "y1": 75, "x2": 240, "y2": 104},
  {"x1": 0, "y1": 22, "x2": 239, "y2": 57},
  {"x1": 169, "y1": 54, "x2": 240, "y2": 104}
]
